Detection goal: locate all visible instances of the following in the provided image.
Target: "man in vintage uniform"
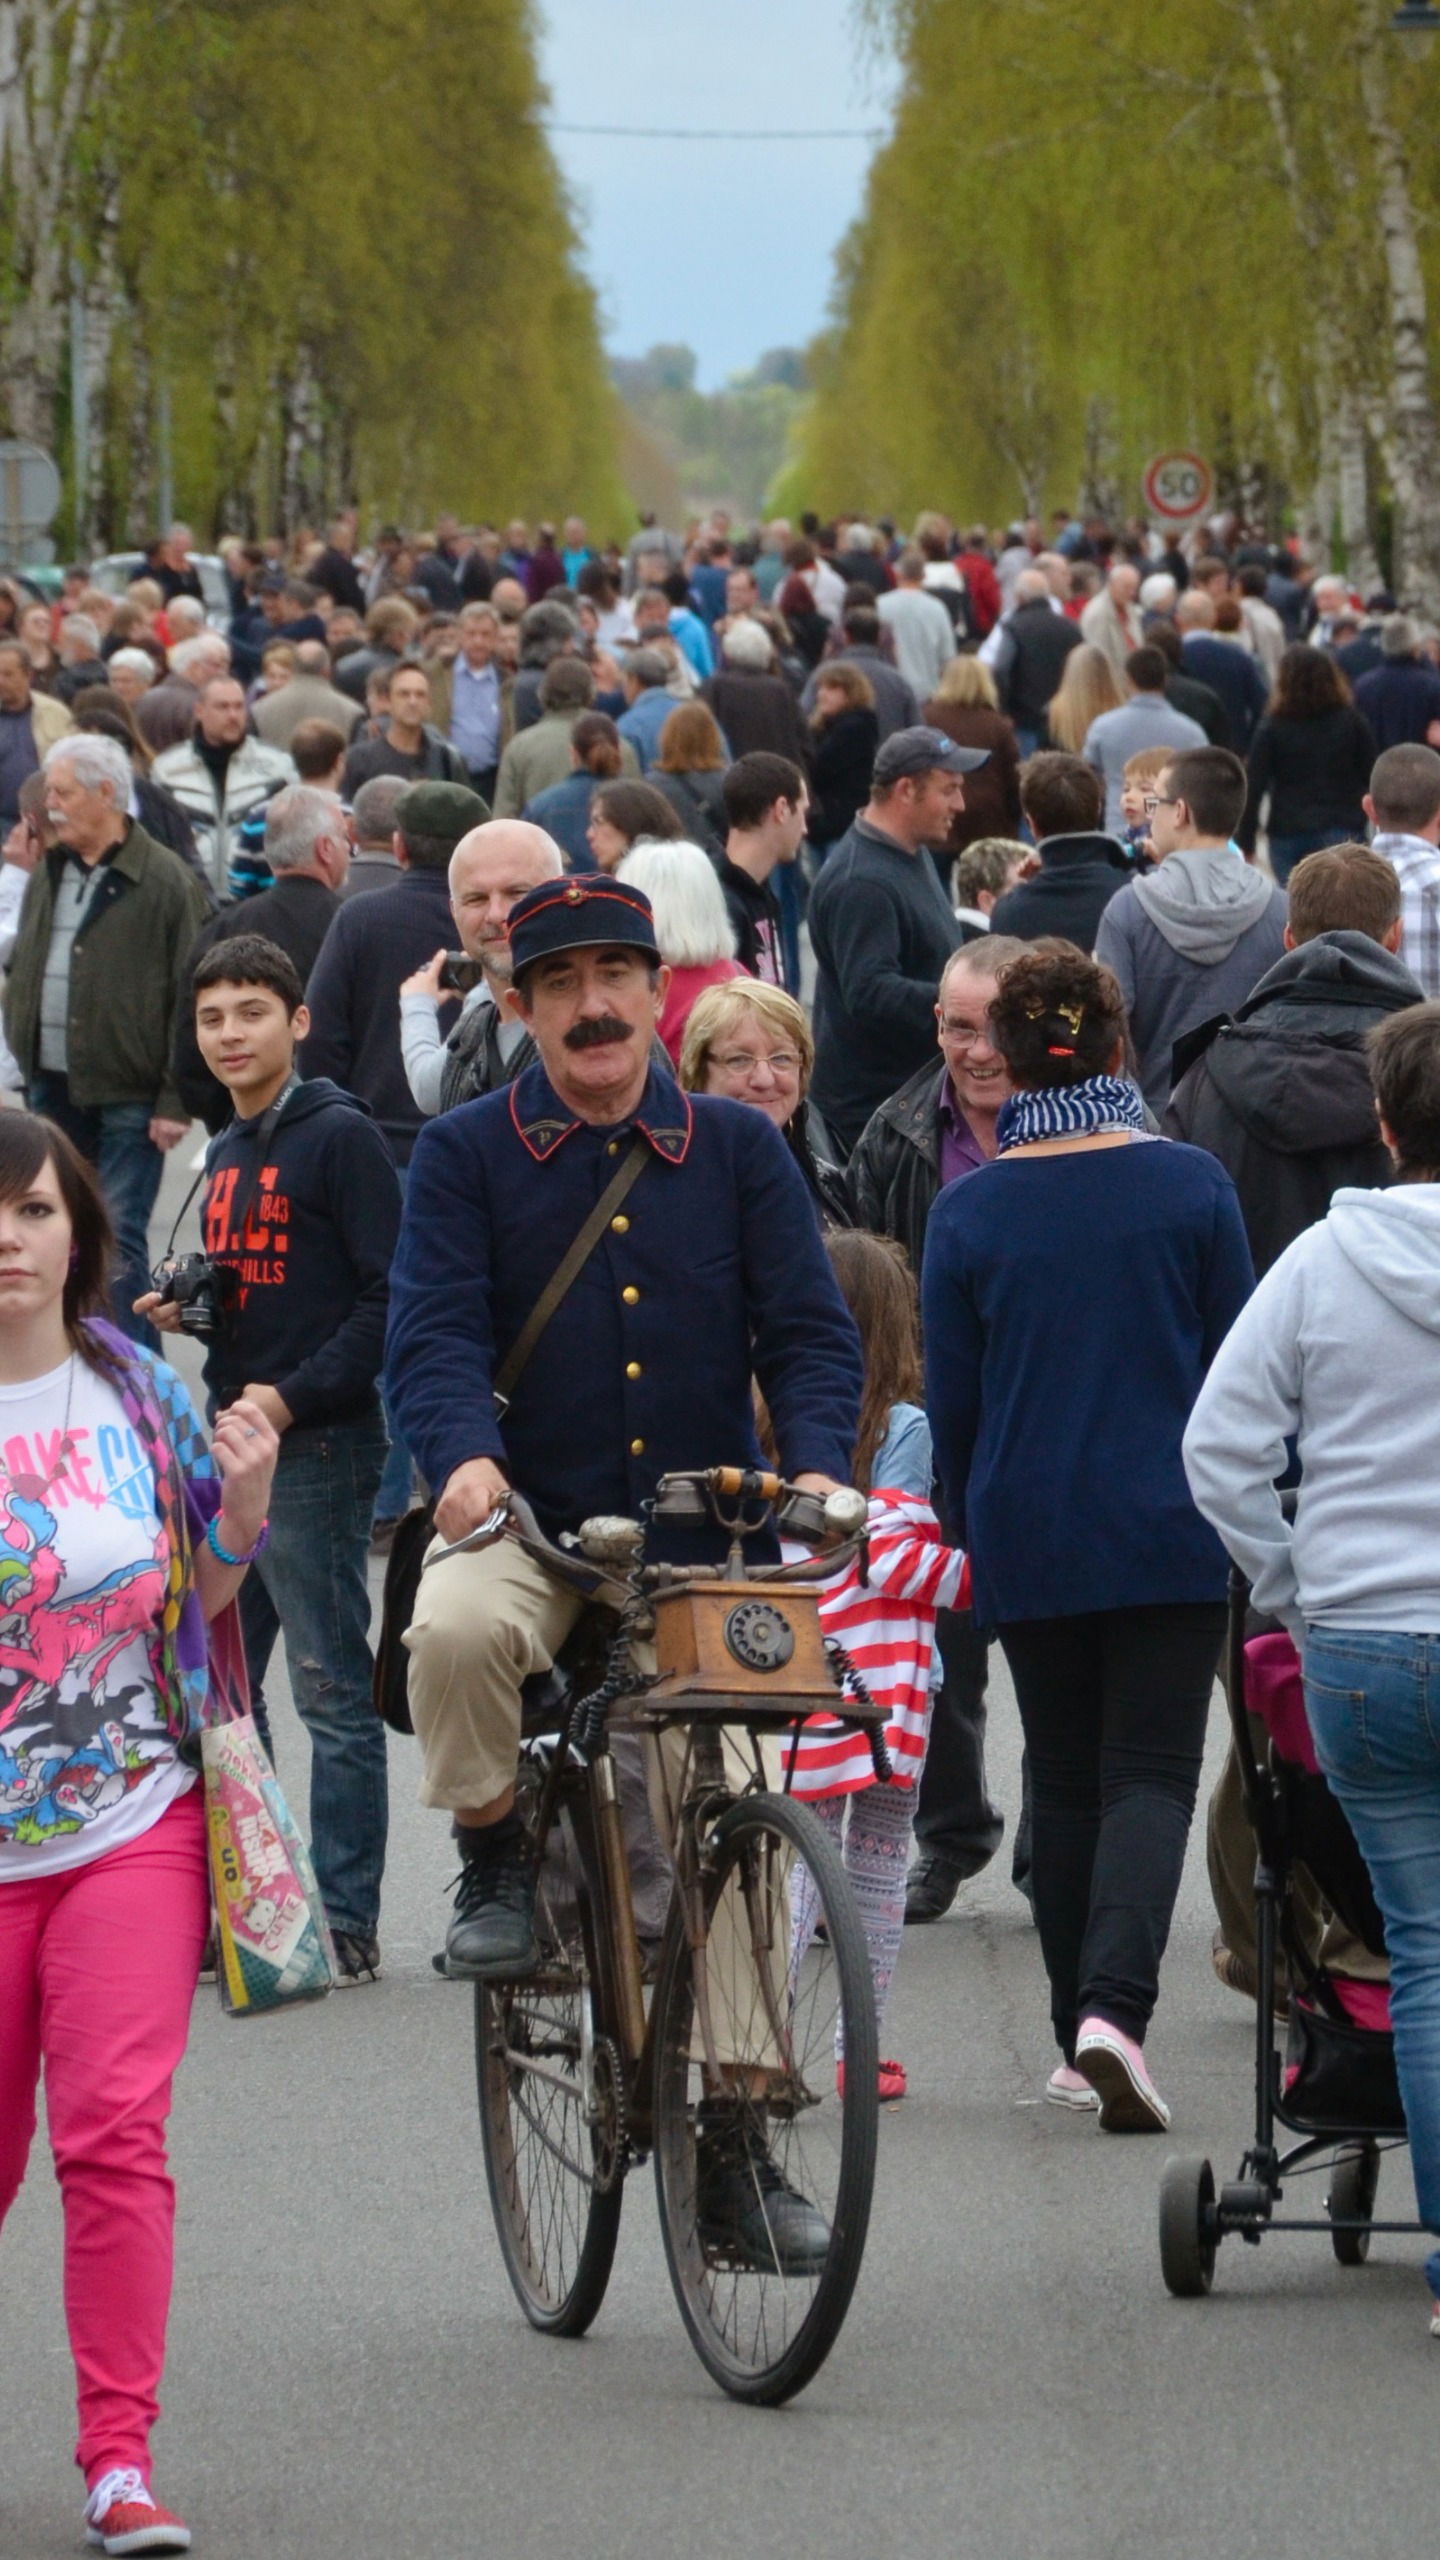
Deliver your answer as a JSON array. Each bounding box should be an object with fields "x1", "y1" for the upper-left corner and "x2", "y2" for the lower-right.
[{"x1": 385, "y1": 874, "x2": 861, "y2": 2264}]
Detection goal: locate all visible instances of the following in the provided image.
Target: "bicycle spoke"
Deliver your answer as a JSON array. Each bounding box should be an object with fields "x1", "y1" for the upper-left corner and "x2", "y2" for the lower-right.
[
  {"x1": 653, "y1": 1792, "x2": 877, "y2": 2402},
  {"x1": 476, "y1": 1784, "x2": 624, "y2": 2335}
]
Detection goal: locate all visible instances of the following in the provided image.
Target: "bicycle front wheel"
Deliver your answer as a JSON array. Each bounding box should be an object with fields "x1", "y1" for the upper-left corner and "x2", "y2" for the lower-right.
[
  {"x1": 476, "y1": 1796, "x2": 624, "y2": 2336},
  {"x1": 652, "y1": 1788, "x2": 878, "y2": 2403}
]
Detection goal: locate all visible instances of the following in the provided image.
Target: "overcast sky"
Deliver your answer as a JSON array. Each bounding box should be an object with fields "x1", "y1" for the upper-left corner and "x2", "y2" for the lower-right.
[{"x1": 536, "y1": 0, "x2": 898, "y2": 389}]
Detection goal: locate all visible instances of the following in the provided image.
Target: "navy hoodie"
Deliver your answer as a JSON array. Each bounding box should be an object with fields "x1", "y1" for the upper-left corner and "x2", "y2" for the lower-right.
[{"x1": 199, "y1": 1077, "x2": 402, "y2": 1424}]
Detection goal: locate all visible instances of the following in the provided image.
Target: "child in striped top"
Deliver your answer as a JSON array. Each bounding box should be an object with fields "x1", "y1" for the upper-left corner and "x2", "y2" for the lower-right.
[{"x1": 789, "y1": 1233, "x2": 968, "y2": 2102}]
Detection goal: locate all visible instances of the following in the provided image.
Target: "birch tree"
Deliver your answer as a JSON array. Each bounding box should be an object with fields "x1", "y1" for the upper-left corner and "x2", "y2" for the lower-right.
[{"x1": 0, "y1": 0, "x2": 123, "y2": 447}]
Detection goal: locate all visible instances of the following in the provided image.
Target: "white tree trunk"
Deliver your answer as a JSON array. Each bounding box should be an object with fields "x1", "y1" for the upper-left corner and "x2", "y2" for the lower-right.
[
  {"x1": 0, "y1": 0, "x2": 121, "y2": 452},
  {"x1": 1355, "y1": 0, "x2": 1440, "y2": 612},
  {"x1": 1335, "y1": 390, "x2": 1381, "y2": 597}
]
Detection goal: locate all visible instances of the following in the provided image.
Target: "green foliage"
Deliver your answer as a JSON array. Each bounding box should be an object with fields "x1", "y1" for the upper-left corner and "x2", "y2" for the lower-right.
[
  {"x1": 613, "y1": 342, "x2": 811, "y2": 519},
  {"x1": 39, "y1": 0, "x2": 627, "y2": 540},
  {"x1": 798, "y1": 0, "x2": 1440, "y2": 529}
]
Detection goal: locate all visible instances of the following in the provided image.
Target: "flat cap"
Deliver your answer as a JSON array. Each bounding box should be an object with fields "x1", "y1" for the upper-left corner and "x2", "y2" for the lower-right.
[
  {"x1": 394, "y1": 779, "x2": 490, "y2": 845},
  {"x1": 508, "y1": 875, "x2": 660, "y2": 979}
]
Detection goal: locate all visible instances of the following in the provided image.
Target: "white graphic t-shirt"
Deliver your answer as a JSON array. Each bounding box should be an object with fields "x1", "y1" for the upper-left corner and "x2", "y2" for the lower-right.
[{"x1": 0, "y1": 1352, "x2": 195, "y2": 1879}]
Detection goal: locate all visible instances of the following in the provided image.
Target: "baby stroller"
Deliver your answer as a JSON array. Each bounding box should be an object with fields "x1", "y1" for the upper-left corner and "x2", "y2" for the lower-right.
[{"x1": 1158, "y1": 1565, "x2": 1420, "y2": 2295}]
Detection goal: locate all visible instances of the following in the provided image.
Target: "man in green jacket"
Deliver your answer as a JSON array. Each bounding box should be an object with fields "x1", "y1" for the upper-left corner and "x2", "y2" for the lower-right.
[{"x1": 5, "y1": 732, "x2": 211, "y2": 1338}]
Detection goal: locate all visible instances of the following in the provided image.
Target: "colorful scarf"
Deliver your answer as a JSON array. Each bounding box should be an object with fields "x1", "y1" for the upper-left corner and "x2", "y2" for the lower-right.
[
  {"x1": 86, "y1": 1319, "x2": 245, "y2": 1751},
  {"x1": 994, "y1": 1075, "x2": 1147, "y2": 1155}
]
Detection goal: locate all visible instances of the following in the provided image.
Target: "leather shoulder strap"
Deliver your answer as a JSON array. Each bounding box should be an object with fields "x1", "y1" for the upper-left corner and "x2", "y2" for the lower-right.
[{"x1": 494, "y1": 1132, "x2": 650, "y2": 1405}]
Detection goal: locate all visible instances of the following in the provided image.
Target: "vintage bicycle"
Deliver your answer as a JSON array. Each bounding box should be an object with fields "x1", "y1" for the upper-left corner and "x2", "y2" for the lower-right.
[{"x1": 428, "y1": 1465, "x2": 888, "y2": 2405}]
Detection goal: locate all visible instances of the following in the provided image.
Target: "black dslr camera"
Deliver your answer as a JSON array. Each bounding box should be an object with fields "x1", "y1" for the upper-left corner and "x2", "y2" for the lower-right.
[{"x1": 151, "y1": 1253, "x2": 240, "y2": 1341}]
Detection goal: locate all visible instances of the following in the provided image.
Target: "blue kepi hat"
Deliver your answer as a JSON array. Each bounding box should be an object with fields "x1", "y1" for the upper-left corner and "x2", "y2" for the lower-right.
[{"x1": 507, "y1": 874, "x2": 661, "y2": 980}]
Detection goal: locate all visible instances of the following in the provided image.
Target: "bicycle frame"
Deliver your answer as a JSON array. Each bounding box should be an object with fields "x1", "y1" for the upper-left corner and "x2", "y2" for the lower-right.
[{"x1": 522, "y1": 1700, "x2": 789, "y2": 2156}]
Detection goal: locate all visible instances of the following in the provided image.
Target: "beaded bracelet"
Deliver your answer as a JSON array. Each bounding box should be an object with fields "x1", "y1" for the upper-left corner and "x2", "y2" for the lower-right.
[{"x1": 206, "y1": 1515, "x2": 271, "y2": 1568}]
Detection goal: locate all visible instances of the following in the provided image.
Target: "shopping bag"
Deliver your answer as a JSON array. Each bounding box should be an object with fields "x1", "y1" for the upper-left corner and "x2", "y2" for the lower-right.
[{"x1": 202, "y1": 1713, "x2": 336, "y2": 2015}]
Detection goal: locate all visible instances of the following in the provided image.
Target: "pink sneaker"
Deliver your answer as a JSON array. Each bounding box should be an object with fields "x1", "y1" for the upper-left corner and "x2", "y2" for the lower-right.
[
  {"x1": 85, "y1": 2468, "x2": 191, "y2": 2555},
  {"x1": 1045, "y1": 2062, "x2": 1100, "y2": 2111},
  {"x1": 1074, "y1": 2015, "x2": 1171, "y2": 2132}
]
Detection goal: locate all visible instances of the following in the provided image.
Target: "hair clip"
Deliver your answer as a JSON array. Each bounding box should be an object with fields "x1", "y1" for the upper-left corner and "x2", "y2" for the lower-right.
[{"x1": 1024, "y1": 1000, "x2": 1084, "y2": 1039}]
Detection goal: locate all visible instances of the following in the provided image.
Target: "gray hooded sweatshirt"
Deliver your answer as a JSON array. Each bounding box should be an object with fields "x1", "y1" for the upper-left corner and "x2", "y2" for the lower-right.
[
  {"x1": 1184, "y1": 1184, "x2": 1440, "y2": 1638},
  {"x1": 1095, "y1": 845, "x2": 1289, "y2": 1107}
]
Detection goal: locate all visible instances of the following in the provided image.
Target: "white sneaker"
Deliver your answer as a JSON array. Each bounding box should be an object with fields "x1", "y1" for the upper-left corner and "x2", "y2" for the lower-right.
[
  {"x1": 1074, "y1": 2015, "x2": 1171, "y2": 2132},
  {"x1": 1046, "y1": 2062, "x2": 1100, "y2": 2111}
]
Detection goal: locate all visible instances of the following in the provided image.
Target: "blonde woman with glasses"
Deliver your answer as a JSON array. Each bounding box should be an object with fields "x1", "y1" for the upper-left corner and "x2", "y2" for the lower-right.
[{"x1": 680, "y1": 980, "x2": 851, "y2": 1227}]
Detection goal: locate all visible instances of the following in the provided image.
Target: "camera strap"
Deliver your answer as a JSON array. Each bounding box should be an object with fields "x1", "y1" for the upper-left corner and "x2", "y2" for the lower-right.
[
  {"x1": 157, "y1": 1075, "x2": 301, "y2": 1270},
  {"x1": 493, "y1": 1132, "x2": 650, "y2": 1407}
]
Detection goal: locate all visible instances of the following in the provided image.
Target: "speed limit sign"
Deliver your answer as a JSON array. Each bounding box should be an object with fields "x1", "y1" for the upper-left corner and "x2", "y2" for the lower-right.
[{"x1": 1143, "y1": 451, "x2": 1213, "y2": 522}]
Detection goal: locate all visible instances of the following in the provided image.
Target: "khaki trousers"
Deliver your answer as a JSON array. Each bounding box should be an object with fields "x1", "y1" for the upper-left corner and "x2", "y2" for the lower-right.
[{"x1": 405, "y1": 1533, "x2": 786, "y2": 2067}]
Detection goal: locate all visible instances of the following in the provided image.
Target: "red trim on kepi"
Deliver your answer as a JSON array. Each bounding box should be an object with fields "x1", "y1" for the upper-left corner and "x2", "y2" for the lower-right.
[{"x1": 507, "y1": 875, "x2": 661, "y2": 979}]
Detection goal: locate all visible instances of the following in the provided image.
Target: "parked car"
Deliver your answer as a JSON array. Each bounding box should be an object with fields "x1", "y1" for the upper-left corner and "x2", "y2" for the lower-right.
[{"x1": 88, "y1": 549, "x2": 230, "y2": 629}]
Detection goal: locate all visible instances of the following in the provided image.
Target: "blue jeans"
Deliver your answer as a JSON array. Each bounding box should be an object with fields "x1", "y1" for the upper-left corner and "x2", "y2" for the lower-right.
[
  {"x1": 29, "y1": 1074, "x2": 163, "y2": 1345},
  {"x1": 375, "y1": 1163, "x2": 415, "y2": 1525},
  {"x1": 239, "y1": 1414, "x2": 390, "y2": 1938},
  {"x1": 1303, "y1": 1625, "x2": 1440, "y2": 2297},
  {"x1": 1267, "y1": 824, "x2": 1359, "y2": 887}
]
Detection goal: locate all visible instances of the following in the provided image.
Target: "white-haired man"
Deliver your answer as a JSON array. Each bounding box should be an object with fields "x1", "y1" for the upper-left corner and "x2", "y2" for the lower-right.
[
  {"x1": 152, "y1": 672, "x2": 296, "y2": 895},
  {"x1": 397, "y1": 817, "x2": 563, "y2": 1114},
  {"x1": 134, "y1": 630, "x2": 231, "y2": 755},
  {"x1": 700, "y1": 618, "x2": 810, "y2": 766},
  {"x1": 3, "y1": 733, "x2": 209, "y2": 1335},
  {"x1": 54, "y1": 614, "x2": 109, "y2": 702},
  {"x1": 1080, "y1": 560, "x2": 1146, "y2": 683}
]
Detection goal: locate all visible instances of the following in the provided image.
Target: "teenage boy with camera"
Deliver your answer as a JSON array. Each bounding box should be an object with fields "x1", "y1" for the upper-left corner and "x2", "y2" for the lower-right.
[{"x1": 136, "y1": 931, "x2": 402, "y2": 1982}]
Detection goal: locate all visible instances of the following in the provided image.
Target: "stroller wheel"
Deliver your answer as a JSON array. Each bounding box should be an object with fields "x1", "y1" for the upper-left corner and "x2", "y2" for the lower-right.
[
  {"x1": 1327, "y1": 2142, "x2": 1379, "y2": 2266},
  {"x1": 1159, "y1": 2153, "x2": 1217, "y2": 2297}
]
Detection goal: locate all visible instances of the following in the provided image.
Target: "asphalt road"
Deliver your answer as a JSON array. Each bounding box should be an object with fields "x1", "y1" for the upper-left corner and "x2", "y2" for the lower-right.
[{"x1": 3, "y1": 1158, "x2": 1435, "y2": 2560}]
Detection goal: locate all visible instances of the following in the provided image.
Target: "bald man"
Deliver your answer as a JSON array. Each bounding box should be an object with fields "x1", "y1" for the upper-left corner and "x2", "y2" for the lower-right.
[{"x1": 398, "y1": 818, "x2": 564, "y2": 1114}]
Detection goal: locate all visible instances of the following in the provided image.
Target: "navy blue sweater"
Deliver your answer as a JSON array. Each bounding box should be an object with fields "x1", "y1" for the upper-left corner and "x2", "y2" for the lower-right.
[
  {"x1": 385, "y1": 1061, "x2": 863, "y2": 1561},
  {"x1": 922, "y1": 1138, "x2": 1253, "y2": 1623},
  {"x1": 200, "y1": 1078, "x2": 402, "y2": 1425}
]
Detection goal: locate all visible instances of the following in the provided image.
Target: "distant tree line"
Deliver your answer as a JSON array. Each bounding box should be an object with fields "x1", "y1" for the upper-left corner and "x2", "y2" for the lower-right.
[{"x1": 612, "y1": 343, "x2": 809, "y2": 521}]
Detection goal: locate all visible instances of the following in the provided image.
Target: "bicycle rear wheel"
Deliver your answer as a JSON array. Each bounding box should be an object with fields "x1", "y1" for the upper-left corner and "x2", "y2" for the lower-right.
[
  {"x1": 651, "y1": 1788, "x2": 878, "y2": 2403},
  {"x1": 476, "y1": 1788, "x2": 624, "y2": 2335}
]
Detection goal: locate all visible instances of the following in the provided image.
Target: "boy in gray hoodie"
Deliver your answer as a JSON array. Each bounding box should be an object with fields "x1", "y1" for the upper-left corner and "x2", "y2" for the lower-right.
[
  {"x1": 1095, "y1": 745, "x2": 1287, "y2": 1107},
  {"x1": 1183, "y1": 1002, "x2": 1440, "y2": 2333}
]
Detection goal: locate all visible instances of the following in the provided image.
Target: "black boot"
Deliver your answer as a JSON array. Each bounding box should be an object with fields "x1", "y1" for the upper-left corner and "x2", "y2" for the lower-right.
[
  {"x1": 695, "y1": 2102, "x2": 831, "y2": 2276},
  {"x1": 445, "y1": 1814, "x2": 538, "y2": 1980}
]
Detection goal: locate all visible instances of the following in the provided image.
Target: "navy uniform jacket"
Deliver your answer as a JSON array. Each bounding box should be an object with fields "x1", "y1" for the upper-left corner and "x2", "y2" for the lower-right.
[{"x1": 385, "y1": 1058, "x2": 864, "y2": 1562}]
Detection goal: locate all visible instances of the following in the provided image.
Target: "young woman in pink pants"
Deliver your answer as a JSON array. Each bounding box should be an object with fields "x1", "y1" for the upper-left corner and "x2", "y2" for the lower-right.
[{"x1": 0, "y1": 1113, "x2": 277, "y2": 2556}]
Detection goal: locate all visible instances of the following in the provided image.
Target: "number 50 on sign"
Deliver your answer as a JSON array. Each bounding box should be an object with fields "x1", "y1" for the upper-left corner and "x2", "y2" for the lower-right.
[{"x1": 1143, "y1": 452, "x2": 1213, "y2": 522}]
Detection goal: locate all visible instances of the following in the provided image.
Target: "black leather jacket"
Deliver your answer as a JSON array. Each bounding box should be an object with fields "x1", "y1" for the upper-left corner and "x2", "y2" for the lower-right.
[{"x1": 844, "y1": 1059, "x2": 946, "y2": 1271}]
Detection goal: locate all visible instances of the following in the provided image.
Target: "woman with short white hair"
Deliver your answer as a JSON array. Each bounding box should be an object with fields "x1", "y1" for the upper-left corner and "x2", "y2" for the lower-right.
[{"x1": 616, "y1": 837, "x2": 743, "y2": 1063}]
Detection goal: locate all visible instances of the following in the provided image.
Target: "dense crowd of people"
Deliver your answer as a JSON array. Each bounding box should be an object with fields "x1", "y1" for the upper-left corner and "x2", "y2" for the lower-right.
[{"x1": 5, "y1": 499, "x2": 1440, "y2": 2553}]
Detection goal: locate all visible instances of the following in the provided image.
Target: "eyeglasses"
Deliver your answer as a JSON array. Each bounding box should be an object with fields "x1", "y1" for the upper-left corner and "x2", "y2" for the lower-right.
[
  {"x1": 937, "y1": 1018, "x2": 993, "y2": 1045},
  {"x1": 713, "y1": 1050, "x2": 803, "y2": 1078},
  {"x1": 1146, "y1": 794, "x2": 1180, "y2": 811}
]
